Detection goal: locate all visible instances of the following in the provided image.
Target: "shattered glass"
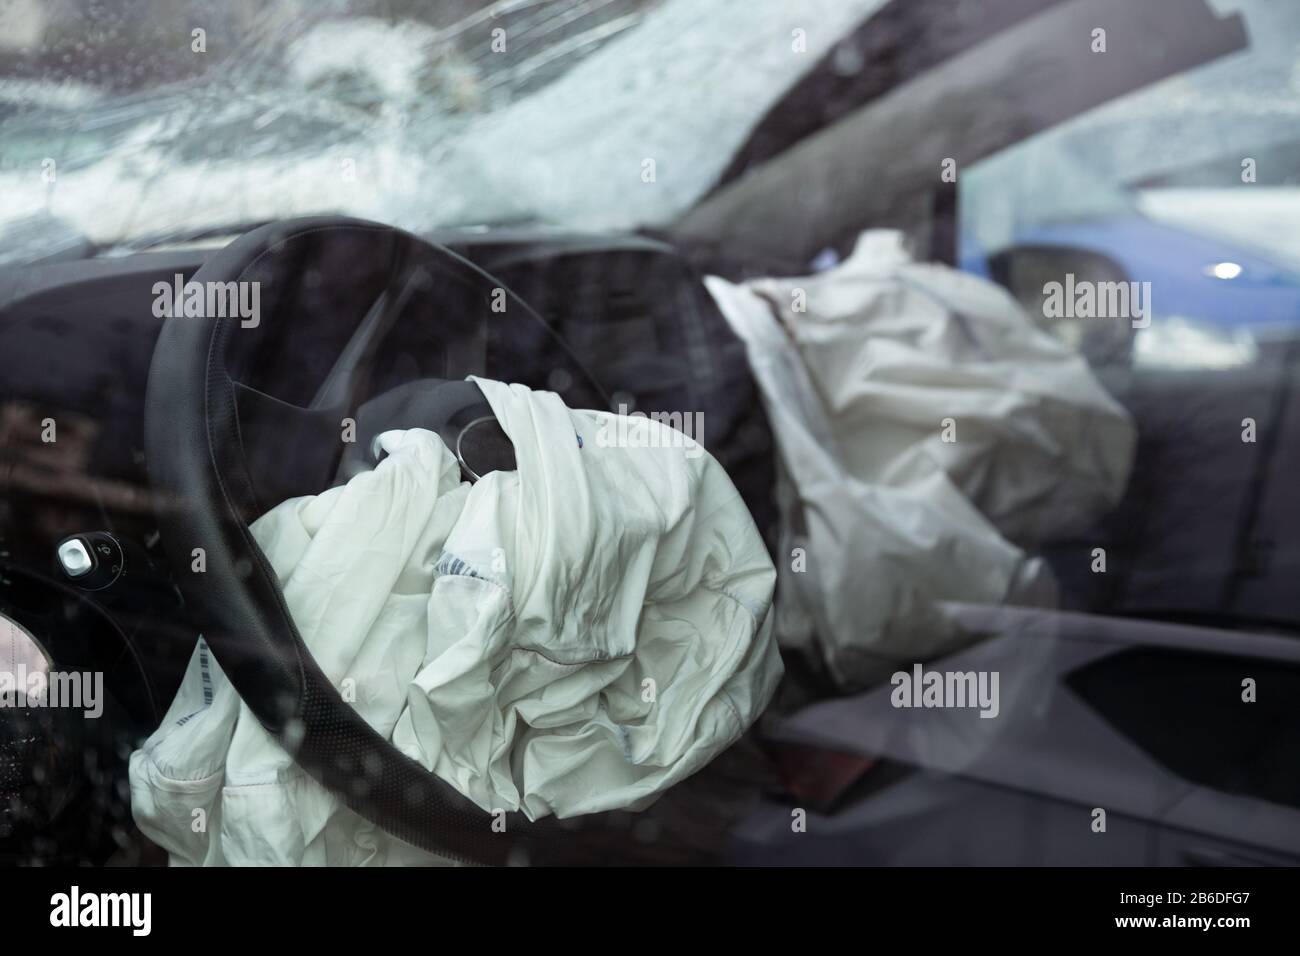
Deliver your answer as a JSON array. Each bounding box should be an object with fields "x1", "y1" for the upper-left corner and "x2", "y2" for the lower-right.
[{"x1": 0, "y1": 0, "x2": 885, "y2": 262}]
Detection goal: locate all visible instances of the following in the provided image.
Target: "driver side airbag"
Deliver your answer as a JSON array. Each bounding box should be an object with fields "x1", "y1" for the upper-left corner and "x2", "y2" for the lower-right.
[{"x1": 129, "y1": 378, "x2": 781, "y2": 865}]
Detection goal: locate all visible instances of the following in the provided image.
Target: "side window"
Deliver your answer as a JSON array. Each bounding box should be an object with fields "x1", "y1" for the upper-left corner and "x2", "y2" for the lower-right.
[{"x1": 958, "y1": 0, "x2": 1300, "y2": 372}]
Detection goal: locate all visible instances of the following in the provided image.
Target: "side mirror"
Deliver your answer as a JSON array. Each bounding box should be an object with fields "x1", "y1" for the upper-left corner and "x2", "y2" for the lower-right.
[{"x1": 988, "y1": 244, "x2": 1137, "y2": 366}]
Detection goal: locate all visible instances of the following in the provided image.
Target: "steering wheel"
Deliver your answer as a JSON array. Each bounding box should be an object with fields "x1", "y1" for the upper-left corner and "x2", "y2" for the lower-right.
[{"x1": 145, "y1": 217, "x2": 605, "y2": 863}]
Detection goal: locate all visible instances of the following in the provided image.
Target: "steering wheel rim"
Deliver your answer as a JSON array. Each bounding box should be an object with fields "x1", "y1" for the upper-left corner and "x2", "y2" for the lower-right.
[{"x1": 144, "y1": 216, "x2": 592, "y2": 863}]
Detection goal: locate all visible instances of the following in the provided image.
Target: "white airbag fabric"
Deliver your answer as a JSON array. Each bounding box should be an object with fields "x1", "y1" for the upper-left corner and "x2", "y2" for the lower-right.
[
  {"x1": 704, "y1": 231, "x2": 1135, "y2": 689},
  {"x1": 129, "y1": 377, "x2": 781, "y2": 865}
]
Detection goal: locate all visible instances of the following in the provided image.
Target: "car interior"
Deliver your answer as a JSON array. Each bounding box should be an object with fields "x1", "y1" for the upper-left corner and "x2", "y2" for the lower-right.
[{"x1": 1, "y1": 0, "x2": 1298, "y2": 868}]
